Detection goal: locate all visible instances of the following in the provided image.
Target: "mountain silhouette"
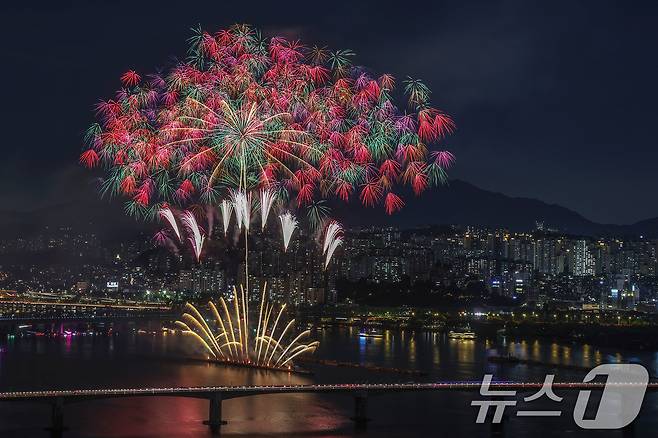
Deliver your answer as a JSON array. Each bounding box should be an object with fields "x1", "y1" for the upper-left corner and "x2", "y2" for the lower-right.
[
  {"x1": 0, "y1": 179, "x2": 656, "y2": 238},
  {"x1": 332, "y1": 180, "x2": 658, "y2": 237}
]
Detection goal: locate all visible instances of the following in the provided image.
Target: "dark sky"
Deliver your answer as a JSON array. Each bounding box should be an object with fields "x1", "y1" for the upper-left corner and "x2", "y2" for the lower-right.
[{"x1": 1, "y1": 0, "x2": 657, "y2": 224}]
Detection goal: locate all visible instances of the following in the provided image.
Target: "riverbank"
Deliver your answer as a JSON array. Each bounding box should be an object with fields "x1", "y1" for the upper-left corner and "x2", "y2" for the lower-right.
[{"x1": 478, "y1": 321, "x2": 658, "y2": 350}]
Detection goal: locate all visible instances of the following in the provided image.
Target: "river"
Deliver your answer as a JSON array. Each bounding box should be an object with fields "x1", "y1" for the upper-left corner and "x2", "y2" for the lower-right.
[{"x1": 0, "y1": 322, "x2": 656, "y2": 437}]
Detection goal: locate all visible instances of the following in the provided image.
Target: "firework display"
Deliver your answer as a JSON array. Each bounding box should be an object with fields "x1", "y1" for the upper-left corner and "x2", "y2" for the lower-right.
[
  {"x1": 322, "y1": 221, "x2": 343, "y2": 269},
  {"x1": 231, "y1": 190, "x2": 251, "y2": 230},
  {"x1": 159, "y1": 207, "x2": 182, "y2": 242},
  {"x1": 279, "y1": 212, "x2": 298, "y2": 252},
  {"x1": 80, "y1": 24, "x2": 455, "y2": 367},
  {"x1": 220, "y1": 199, "x2": 232, "y2": 236},
  {"x1": 81, "y1": 23, "x2": 455, "y2": 223},
  {"x1": 260, "y1": 188, "x2": 276, "y2": 231},
  {"x1": 181, "y1": 210, "x2": 205, "y2": 262},
  {"x1": 176, "y1": 284, "x2": 318, "y2": 369}
]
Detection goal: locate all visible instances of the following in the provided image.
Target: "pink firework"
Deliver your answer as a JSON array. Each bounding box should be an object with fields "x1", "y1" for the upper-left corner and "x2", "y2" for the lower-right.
[{"x1": 181, "y1": 210, "x2": 205, "y2": 262}]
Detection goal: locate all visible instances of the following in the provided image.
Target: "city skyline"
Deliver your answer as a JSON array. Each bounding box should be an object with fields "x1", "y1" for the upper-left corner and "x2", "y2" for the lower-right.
[{"x1": 2, "y1": 219, "x2": 657, "y2": 312}]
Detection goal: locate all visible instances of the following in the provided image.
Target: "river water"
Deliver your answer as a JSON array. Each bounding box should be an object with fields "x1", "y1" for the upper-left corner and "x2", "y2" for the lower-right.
[{"x1": 0, "y1": 322, "x2": 656, "y2": 437}]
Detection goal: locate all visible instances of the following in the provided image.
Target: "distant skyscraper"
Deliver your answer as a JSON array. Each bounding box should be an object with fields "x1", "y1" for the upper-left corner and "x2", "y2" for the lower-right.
[
  {"x1": 572, "y1": 240, "x2": 595, "y2": 276},
  {"x1": 533, "y1": 238, "x2": 558, "y2": 275}
]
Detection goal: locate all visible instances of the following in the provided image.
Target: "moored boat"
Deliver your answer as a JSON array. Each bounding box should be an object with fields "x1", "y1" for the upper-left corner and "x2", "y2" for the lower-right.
[
  {"x1": 448, "y1": 326, "x2": 476, "y2": 339},
  {"x1": 358, "y1": 327, "x2": 384, "y2": 338}
]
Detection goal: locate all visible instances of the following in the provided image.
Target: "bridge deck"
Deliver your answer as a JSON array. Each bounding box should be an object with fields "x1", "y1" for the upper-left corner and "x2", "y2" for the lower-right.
[{"x1": 0, "y1": 382, "x2": 656, "y2": 402}]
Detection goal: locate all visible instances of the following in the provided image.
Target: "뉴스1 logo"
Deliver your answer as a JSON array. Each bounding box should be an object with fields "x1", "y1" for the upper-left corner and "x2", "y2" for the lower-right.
[{"x1": 472, "y1": 364, "x2": 649, "y2": 429}]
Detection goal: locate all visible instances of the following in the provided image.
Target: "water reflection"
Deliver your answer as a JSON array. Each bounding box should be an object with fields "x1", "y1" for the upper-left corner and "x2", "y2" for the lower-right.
[
  {"x1": 408, "y1": 333, "x2": 416, "y2": 364},
  {"x1": 383, "y1": 330, "x2": 392, "y2": 361},
  {"x1": 0, "y1": 327, "x2": 657, "y2": 437},
  {"x1": 532, "y1": 340, "x2": 540, "y2": 361},
  {"x1": 562, "y1": 345, "x2": 571, "y2": 364},
  {"x1": 550, "y1": 342, "x2": 559, "y2": 362}
]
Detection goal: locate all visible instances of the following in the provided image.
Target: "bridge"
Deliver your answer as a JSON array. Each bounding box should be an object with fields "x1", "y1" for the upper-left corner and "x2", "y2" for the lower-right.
[{"x1": 1, "y1": 382, "x2": 656, "y2": 436}]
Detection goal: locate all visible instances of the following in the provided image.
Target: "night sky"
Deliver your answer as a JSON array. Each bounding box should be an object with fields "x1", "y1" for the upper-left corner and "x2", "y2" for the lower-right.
[{"x1": 1, "y1": 0, "x2": 657, "y2": 224}]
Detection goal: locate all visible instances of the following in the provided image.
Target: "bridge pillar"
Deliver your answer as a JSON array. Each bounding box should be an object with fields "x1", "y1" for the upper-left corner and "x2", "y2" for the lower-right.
[
  {"x1": 46, "y1": 397, "x2": 66, "y2": 438},
  {"x1": 203, "y1": 392, "x2": 227, "y2": 434},
  {"x1": 350, "y1": 391, "x2": 369, "y2": 429}
]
